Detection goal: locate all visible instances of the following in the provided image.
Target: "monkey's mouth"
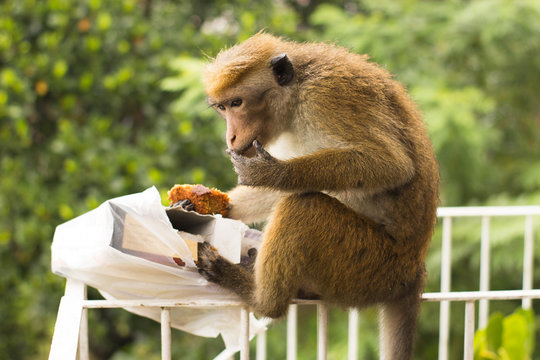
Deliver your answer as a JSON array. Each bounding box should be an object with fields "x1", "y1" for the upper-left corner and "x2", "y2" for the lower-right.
[{"x1": 234, "y1": 139, "x2": 258, "y2": 158}]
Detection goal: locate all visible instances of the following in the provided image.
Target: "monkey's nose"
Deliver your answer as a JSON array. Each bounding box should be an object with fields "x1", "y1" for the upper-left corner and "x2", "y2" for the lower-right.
[{"x1": 229, "y1": 135, "x2": 236, "y2": 145}]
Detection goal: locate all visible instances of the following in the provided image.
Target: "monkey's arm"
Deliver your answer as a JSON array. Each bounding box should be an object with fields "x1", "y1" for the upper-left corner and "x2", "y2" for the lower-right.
[
  {"x1": 230, "y1": 140, "x2": 414, "y2": 192},
  {"x1": 227, "y1": 186, "x2": 281, "y2": 223}
]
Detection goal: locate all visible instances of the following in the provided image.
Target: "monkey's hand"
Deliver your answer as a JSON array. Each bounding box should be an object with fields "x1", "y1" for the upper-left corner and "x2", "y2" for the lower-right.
[
  {"x1": 227, "y1": 140, "x2": 284, "y2": 187},
  {"x1": 197, "y1": 242, "x2": 255, "y2": 299}
]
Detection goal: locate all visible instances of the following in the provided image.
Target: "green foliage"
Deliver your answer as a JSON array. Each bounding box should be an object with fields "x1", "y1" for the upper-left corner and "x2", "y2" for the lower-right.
[
  {"x1": 1, "y1": 0, "x2": 539, "y2": 359},
  {"x1": 0, "y1": 0, "x2": 297, "y2": 358},
  {"x1": 475, "y1": 308, "x2": 535, "y2": 360}
]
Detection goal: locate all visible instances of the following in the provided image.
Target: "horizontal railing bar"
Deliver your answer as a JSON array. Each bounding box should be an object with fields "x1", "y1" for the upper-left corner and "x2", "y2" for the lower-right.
[
  {"x1": 422, "y1": 289, "x2": 540, "y2": 302},
  {"x1": 83, "y1": 299, "x2": 244, "y2": 308},
  {"x1": 82, "y1": 298, "x2": 322, "y2": 309},
  {"x1": 437, "y1": 206, "x2": 540, "y2": 217},
  {"x1": 82, "y1": 289, "x2": 540, "y2": 309}
]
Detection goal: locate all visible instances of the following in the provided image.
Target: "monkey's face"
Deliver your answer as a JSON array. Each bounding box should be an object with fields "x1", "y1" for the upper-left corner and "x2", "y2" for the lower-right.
[
  {"x1": 208, "y1": 86, "x2": 273, "y2": 157},
  {"x1": 207, "y1": 53, "x2": 296, "y2": 157}
]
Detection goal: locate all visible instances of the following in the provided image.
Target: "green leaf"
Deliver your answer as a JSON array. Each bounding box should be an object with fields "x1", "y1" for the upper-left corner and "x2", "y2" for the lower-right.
[
  {"x1": 97, "y1": 13, "x2": 112, "y2": 31},
  {"x1": 500, "y1": 309, "x2": 533, "y2": 360},
  {"x1": 53, "y1": 60, "x2": 68, "y2": 78},
  {"x1": 485, "y1": 313, "x2": 504, "y2": 352},
  {"x1": 514, "y1": 309, "x2": 535, "y2": 355},
  {"x1": 474, "y1": 309, "x2": 535, "y2": 360}
]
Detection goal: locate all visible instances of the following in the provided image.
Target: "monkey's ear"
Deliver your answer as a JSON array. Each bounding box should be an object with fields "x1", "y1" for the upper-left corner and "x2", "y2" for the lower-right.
[{"x1": 270, "y1": 53, "x2": 294, "y2": 86}]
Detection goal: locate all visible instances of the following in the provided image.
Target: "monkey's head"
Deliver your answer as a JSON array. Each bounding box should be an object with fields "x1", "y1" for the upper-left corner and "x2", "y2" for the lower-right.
[{"x1": 204, "y1": 34, "x2": 295, "y2": 157}]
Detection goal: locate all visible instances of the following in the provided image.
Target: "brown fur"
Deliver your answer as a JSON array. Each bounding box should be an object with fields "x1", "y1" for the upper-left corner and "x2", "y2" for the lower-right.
[
  {"x1": 197, "y1": 33, "x2": 439, "y2": 360},
  {"x1": 204, "y1": 33, "x2": 282, "y2": 98}
]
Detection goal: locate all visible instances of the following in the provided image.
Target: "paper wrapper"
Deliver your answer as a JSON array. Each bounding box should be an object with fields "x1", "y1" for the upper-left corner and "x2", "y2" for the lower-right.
[{"x1": 51, "y1": 186, "x2": 268, "y2": 352}]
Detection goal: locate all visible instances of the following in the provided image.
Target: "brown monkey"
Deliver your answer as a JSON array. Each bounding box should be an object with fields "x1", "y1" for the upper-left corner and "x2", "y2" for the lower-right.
[{"x1": 196, "y1": 33, "x2": 439, "y2": 360}]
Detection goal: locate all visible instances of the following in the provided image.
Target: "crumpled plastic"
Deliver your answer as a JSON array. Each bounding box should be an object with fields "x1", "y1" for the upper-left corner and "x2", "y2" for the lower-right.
[{"x1": 51, "y1": 186, "x2": 268, "y2": 353}]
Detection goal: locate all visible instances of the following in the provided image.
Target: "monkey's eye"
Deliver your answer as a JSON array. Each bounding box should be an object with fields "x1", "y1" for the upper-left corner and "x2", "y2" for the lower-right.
[
  {"x1": 216, "y1": 104, "x2": 226, "y2": 111},
  {"x1": 230, "y1": 98, "x2": 243, "y2": 107}
]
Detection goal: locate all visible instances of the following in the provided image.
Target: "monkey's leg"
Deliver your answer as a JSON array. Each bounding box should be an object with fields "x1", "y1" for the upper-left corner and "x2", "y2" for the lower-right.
[
  {"x1": 200, "y1": 190, "x2": 424, "y2": 354},
  {"x1": 254, "y1": 192, "x2": 424, "y2": 359}
]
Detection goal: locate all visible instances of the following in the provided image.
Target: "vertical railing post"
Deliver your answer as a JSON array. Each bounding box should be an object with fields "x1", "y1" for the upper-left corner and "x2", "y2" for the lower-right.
[
  {"x1": 79, "y1": 283, "x2": 89, "y2": 360},
  {"x1": 348, "y1": 308, "x2": 359, "y2": 360},
  {"x1": 256, "y1": 331, "x2": 266, "y2": 360},
  {"x1": 479, "y1": 216, "x2": 491, "y2": 328},
  {"x1": 317, "y1": 304, "x2": 328, "y2": 360},
  {"x1": 439, "y1": 216, "x2": 452, "y2": 360},
  {"x1": 287, "y1": 304, "x2": 297, "y2": 360},
  {"x1": 523, "y1": 215, "x2": 534, "y2": 309},
  {"x1": 463, "y1": 301, "x2": 475, "y2": 360},
  {"x1": 161, "y1": 308, "x2": 171, "y2": 360},
  {"x1": 48, "y1": 279, "x2": 85, "y2": 360},
  {"x1": 240, "y1": 308, "x2": 250, "y2": 360}
]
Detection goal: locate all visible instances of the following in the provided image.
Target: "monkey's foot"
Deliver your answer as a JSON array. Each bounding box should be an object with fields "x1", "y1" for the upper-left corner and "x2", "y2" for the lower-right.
[
  {"x1": 197, "y1": 241, "x2": 255, "y2": 299},
  {"x1": 196, "y1": 241, "x2": 233, "y2": 285},
  {"x1": 240, "y1": 247, "x2": 258, "y2": 269}
]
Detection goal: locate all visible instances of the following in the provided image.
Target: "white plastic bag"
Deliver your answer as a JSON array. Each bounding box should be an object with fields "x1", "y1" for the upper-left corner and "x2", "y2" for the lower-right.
[{"x1": 51, "y1": 186, "x2": 267, "y2": 351}]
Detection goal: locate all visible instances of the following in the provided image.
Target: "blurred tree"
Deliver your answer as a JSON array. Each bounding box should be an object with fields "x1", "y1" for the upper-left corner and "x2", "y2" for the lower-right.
[
  {"x1": 0, "y1": 0, "x2": 296, "y2": 358},
  {"x1": 1, "y1": 0, "x2": 539, "y2": 359}
]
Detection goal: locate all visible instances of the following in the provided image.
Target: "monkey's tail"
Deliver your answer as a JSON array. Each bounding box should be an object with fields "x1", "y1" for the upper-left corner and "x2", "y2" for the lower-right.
[{"x1": 378, "y1": 275, "x2": 425, "y2": 360}]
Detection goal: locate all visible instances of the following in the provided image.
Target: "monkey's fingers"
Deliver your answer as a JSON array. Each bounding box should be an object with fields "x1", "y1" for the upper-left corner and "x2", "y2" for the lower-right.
[
  {"x1": 227, "y1": 152, "x2": 249, "y2": 184},
  {"x1": 227, "y1": 148, "x2": 246, "y2": 165},
  {"x1": 226, "y1": 147, "x2": 249, "y2": 159},
  {"x1": 197, "y1": 241, "x2": 220, "y2": 262},
  {"x1": 252, "y1": 140, "x2": 273, "y2": 160},
  {"x1": 198, "y1": 267, "x2": 220, "y2": 283},
  {"x1": 171, "y1": 199, "x2": 196, "y2": 211}
]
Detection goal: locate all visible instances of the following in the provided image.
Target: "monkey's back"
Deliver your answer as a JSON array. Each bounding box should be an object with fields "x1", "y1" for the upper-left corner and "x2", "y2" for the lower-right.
[{"x1": 286, "y1": 40, "x2": 439, "y2": 250}]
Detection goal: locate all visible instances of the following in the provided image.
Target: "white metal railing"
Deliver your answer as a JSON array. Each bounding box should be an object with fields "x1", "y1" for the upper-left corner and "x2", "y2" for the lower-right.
[
  {"x1": 49, "y1": 206, "x2": 540, "y2": 360},
  {"x1": 435, "y1": 206, "x2": 540, "y2": 360}
]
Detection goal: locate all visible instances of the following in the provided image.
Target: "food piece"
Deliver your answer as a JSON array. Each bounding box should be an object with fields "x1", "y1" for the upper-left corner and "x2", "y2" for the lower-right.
[
  {"x1": 168, "y1": 184, "x2": 230, "y2": 216},
  {"x1": 173, "y1": 256, "x2": 185, "y2": 266}
]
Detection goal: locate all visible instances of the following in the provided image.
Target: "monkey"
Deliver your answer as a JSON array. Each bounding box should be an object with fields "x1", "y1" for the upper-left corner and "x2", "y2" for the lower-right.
[{"x1": 195, "y1": 33, "x2": 439, "y2": 360}]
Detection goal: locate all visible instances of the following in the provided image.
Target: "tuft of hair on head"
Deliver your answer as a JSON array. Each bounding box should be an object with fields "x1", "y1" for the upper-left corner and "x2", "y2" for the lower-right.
[{"x1": 203, "y1": 32, "x2": 284, "y2": 98}]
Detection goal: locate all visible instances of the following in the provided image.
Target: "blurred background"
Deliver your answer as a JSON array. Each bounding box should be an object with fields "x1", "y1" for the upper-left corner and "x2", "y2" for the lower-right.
[{"x1": 1, "y1": 0, "x2": 539, "y2": 358}]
